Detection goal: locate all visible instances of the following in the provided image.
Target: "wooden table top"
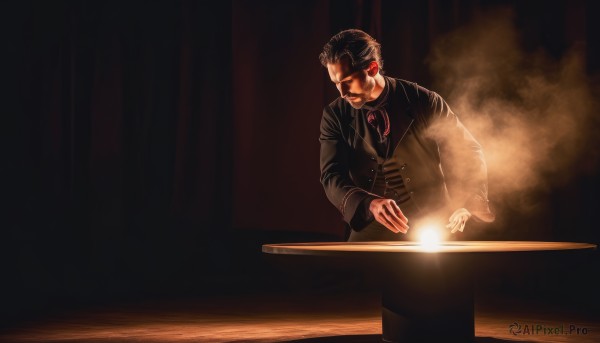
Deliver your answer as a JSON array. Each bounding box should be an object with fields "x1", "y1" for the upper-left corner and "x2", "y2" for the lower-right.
[{"x1": 262, "y1": 241, "x2": 597, "y2": 256}]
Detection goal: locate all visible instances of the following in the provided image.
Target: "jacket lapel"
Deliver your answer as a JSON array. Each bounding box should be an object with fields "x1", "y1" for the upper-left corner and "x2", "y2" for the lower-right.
[
  {"x1": 349, "y1": 105, "x2": 415, "y2": 162},
  {"x1": 346, "y1": 77, "x2": 416, "y2": 162},
  {"x1": 349, "y1": 111, "x2": 379, "y2": 160},
  {"x1": 389, "y1": 79, "x2": 416, "y2": 154},
  {"x1": 391, "y1": 105, "x2": 415, "y2": 150}
]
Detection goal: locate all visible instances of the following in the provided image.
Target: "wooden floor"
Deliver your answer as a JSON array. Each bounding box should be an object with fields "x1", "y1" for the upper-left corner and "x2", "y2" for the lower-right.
[{"x1": 1, "y1": 291, "x2": 598, "y2": 343}]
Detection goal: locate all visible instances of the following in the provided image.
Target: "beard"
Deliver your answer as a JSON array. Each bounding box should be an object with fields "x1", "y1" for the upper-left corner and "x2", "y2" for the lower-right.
[
  {"x1": 345, "y1": 78, "x2": 376, "y2": 109},
  {"x1": 345, "y1": 95, "x2": 368, "y2": 109}
]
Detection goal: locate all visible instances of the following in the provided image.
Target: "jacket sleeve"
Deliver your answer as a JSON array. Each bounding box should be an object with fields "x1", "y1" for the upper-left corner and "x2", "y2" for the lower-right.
[
  {"x1": 424, "y1": 91, "x2": 495, "y2": 222},
  {"x1": 319, "y1": 105, "x2": 381, "y2": 228}
]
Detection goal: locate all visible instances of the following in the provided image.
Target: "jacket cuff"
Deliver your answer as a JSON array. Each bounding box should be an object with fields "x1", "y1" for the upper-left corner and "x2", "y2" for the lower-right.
[
  {"x1": 341, "y1": 188, "x2": 381, "y2": 228},
  {"x1": 349, "y1": 195, "x2": 378, "y2": 230},
  {"x1": 465, "y1": 194, "x2": 495, "y2": 223}
]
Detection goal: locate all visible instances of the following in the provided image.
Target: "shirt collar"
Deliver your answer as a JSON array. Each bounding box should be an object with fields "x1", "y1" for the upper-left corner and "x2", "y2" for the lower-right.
[{"x1": 362, "y1": 76, "x2": 390, "y2": 112}]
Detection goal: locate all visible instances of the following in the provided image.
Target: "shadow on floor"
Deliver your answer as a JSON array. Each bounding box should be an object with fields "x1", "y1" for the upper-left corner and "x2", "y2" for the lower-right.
[
  {"x1": 475, "y1": 338, "x2": 536, "y2": 343},
  {"x1": 278, "y1": 335, "x2": 536, "y2": 343},
  {"x1": 280, "y1": 335, "x2": 381, "y2": 343}
]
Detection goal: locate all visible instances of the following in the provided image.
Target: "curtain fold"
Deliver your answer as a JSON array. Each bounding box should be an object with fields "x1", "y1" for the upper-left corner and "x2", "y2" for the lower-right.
[{"x1": 1, "y1": 0, "x2": 597, "y2": 314}]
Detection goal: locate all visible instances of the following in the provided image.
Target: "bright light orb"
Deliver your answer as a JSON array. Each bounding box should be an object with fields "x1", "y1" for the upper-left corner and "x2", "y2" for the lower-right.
[{"x1": 419, "y1": 227, "x2": 441, "y2": 251}]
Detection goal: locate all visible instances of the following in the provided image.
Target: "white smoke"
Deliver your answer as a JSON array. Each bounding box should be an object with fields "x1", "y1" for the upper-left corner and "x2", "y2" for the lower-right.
[{"x1": 427, "y1": 8, "x2": 599, "y2": 216}]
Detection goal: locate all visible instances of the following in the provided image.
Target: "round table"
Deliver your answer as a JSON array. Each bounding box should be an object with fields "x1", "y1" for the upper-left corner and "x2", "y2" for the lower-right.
[{"x1": 262, "y1": 241, "x2": 597, "y2": 343}]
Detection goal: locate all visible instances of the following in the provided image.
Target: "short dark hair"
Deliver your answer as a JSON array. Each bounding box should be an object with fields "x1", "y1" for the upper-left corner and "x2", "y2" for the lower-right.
[{"x1": 319, "y1": 29, "x2": 384, "y2": 73}]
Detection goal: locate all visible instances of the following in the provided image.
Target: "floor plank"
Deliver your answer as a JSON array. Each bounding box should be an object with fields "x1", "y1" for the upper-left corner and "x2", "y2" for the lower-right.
[{"x1": 0, "y1": 291, "x2": 597, "y2": 342}]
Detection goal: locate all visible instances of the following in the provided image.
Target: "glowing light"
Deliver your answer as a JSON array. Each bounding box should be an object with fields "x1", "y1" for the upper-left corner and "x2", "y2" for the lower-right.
[{"x1": 419, "y1": 227, "x2": 441, "y2": 251}]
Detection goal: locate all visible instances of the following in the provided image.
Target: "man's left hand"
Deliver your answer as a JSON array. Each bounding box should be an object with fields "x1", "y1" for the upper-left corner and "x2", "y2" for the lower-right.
[{"x1": 446, "y1": 208, "x2": 471, "y2": 233}]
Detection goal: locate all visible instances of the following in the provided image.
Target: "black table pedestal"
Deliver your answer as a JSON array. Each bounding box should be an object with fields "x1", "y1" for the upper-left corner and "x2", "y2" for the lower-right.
[
  {"x1": 379, "y1": 256, "x2": 474, "y2": 342},
  {"x1": 261, "y1": 241, "x2": 597, "y2": 343}
]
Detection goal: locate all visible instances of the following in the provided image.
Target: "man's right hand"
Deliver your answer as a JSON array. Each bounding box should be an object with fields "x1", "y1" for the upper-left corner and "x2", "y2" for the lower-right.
[{"x1": 369, "y1": 198, "x2": 409, "y2": 234}]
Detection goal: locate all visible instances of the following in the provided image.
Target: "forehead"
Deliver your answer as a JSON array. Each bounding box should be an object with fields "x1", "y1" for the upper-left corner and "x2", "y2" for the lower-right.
[{"x1": 326, "y1": 58, "x2": 353, "y2": 83}]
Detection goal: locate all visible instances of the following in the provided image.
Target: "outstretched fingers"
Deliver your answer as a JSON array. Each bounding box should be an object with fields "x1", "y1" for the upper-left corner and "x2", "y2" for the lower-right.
[
  {"x1": 383, "y1": 203, "x2": 408, "y2": 233},
  {"x1": 391, "y1": 201, "x2": 408, "y2": 224},
  {"x1": 369, "y1": 198, "x2": 410, "y2": 234}
]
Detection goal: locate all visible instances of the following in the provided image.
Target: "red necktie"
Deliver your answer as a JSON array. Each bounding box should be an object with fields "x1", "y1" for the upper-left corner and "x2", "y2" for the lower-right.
[{"x1": 366, "y1": 108, "x2": 390, "y2": 143}]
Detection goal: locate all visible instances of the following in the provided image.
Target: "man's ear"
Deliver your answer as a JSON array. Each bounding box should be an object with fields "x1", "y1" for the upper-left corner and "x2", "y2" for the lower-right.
[{"x1": 366, "y1": 61, "x2": 379, "y2": 76}]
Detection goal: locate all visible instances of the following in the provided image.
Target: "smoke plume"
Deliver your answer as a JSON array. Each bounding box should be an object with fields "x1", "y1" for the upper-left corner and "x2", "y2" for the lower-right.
[{"x1": 427, "y1": 8, "x2": 599, "y2": 216}]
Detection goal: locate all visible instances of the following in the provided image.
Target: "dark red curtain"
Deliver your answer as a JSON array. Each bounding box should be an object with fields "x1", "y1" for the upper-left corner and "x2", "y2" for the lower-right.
[
  {"x1": 2, "y1": 0, "x2": 599, "y2": 321},
  {"x1": 3, "y1": 0, "x2": 237, "y2": 319}
]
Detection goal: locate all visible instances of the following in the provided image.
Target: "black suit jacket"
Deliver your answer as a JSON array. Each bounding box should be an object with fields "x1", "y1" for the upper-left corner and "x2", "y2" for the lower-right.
[{"x1": 319, "y1": 77, "x2": 494, "y2": 229}]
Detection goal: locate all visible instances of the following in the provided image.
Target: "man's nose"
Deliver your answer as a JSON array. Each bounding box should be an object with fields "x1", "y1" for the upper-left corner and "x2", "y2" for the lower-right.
[{"x1": 337, "y1": 83, "x2": 349, "y2": 97}]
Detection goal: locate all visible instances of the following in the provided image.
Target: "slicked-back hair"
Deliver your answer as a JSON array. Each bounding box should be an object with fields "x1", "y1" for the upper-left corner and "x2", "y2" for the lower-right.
[{"x1": 319, "y1": 29, "x2": 384, "y2": 74}]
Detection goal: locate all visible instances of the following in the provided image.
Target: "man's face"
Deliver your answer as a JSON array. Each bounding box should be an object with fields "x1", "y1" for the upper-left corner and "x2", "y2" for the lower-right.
[{"x1": 326, "y1": 58, "x2": 376, "y2": 109}]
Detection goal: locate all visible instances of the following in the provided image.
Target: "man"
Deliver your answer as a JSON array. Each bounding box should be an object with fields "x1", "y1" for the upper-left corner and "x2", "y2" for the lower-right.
[{"x1": 319, "y1": 29, "x2": 494, "y2": 241}]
